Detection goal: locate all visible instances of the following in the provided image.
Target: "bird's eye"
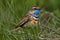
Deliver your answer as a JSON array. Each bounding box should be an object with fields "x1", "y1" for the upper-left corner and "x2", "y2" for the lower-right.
[
  {"x1": 34, "y1": 8, "x2": 37, "y2": 10},
  {"x1": 34, "y1": 7, "x2": 40, "y2": 10},
  {"x1": 32, "y1": 7, "x2": 40, "y2": 10}
]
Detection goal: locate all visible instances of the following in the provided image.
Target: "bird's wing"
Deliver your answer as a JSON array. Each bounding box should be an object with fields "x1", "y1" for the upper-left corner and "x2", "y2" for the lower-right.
[
  {"x1": 11, "y1": 16, "x2": 29, "y2": 32},
  {"x1": 16, "y1": 15, "x2": 29, "y2": 28},
  {"x1": 11, "y1": 11, "x2": 32, "y2": 32}
]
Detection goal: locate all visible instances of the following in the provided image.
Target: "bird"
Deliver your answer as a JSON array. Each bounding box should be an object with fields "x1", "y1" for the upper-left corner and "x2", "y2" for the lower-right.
[{"x1": 11, "y1": 6, "x2": 40, "y2": 32}]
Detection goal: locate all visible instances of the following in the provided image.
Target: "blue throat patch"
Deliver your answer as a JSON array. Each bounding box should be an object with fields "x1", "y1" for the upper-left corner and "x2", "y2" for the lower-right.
[{"x1": 33, "y1": 10, "x2": 40, "y2": 18}]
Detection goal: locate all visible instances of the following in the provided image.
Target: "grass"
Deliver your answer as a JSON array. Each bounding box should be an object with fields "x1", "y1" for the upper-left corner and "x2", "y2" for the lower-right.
[{"x1": 0, "y1": 0, "x2": 60, "y2": 40}]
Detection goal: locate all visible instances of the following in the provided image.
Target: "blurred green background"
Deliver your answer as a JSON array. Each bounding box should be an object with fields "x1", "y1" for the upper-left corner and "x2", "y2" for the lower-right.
[{"x1": 0, "y1": 0, "x2": 60, "y2": 40}]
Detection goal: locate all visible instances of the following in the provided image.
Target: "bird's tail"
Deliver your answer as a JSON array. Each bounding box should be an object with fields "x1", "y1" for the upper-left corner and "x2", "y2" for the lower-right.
[{"x1": 11, "y1": 27, "x2": 21, "y2": 32}]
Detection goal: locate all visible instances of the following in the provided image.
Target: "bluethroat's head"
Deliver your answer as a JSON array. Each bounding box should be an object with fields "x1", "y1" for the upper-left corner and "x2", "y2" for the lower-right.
[
  {"x1": 31, "y1": 6, "x2": 40, "y2": 18},
  {"x1": 31, "y1": 6, "x2": 40, "y2": 14}
]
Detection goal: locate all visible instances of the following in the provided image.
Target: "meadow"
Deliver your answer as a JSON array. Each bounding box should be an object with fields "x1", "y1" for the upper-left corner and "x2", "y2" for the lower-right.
[{"x1": 0, "y1": 0, "x2": 60, "y2": 40}]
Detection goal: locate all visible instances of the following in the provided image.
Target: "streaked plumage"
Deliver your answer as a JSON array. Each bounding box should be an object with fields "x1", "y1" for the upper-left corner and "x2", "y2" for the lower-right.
[{"x1": 12, "y1": 6, "x2": 40, "y2": 32}]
